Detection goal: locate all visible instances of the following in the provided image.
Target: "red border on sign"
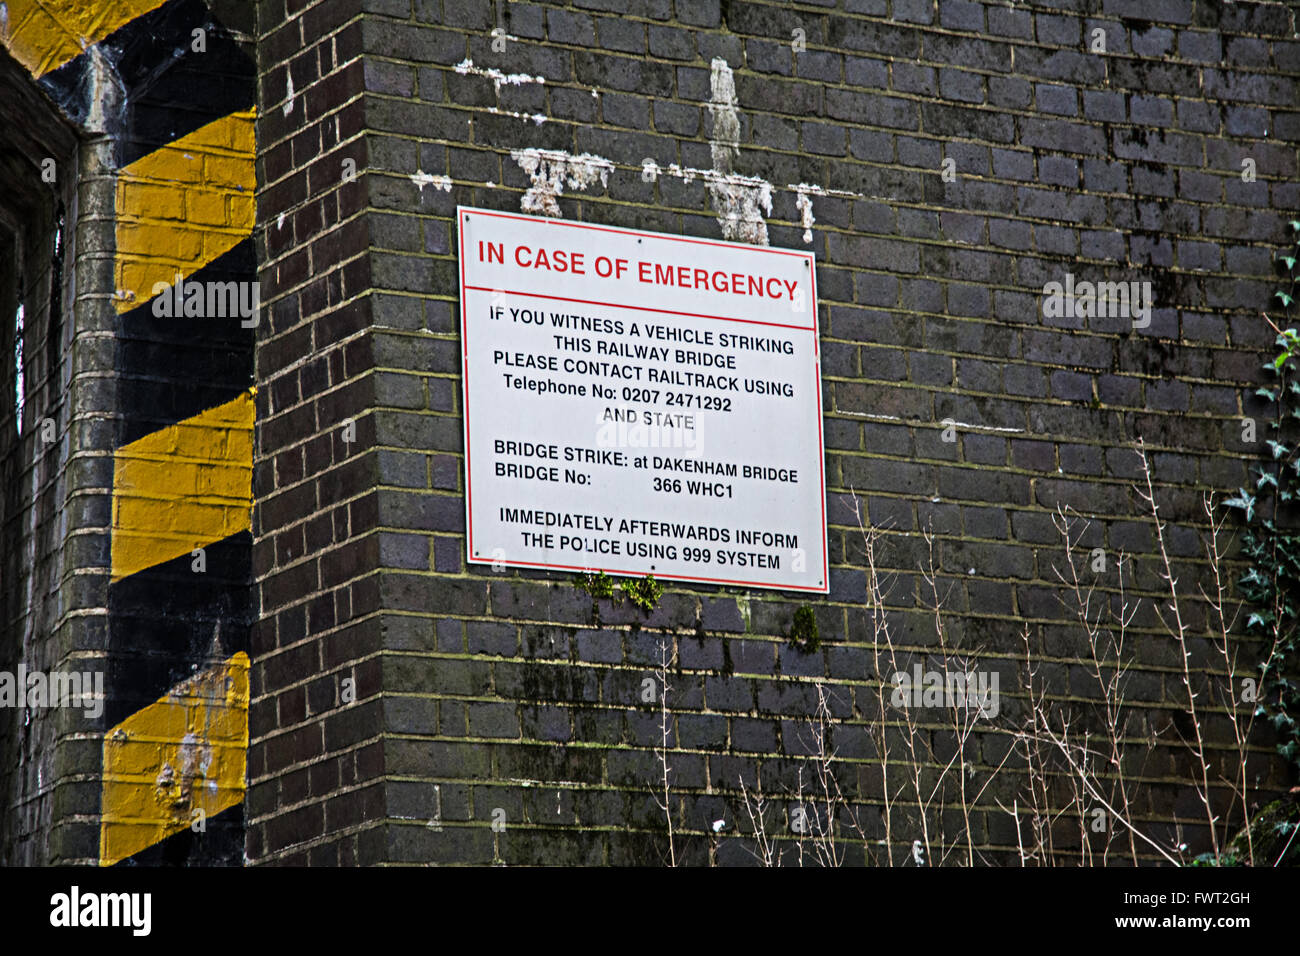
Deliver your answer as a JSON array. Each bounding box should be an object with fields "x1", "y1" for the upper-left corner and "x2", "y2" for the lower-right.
[
  {"x1": 458, "y1": 205, "x2": 830, "y2": 594},
  {"x1": 462, "y1": 207, "x2": 817, "y2": 329},
  {"x1": 466, "y1": 207, "x2": 813, "y2": 259},
  {"x1": 462, "y1": 284, "x2": 814, "y2": 331}
]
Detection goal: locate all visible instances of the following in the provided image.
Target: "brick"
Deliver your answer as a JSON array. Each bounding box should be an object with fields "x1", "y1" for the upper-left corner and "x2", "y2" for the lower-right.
[
  {"x1": 846, "y1": 55, "x2": 888, "y2": 89},
  {"x1": 988, "y1": 75, "x2": 1031, "y2": 108},
  {"x1": 649, "y1": 25, "x2": 695, "y2": 60},
  {"x1": 803, "y1": 121, "x2": 847, "y2": 156},
  {"x1": 1038, "y1": 155, "x2": 1078, "y2": 187},
  {"x1": 939, "y1": 68, "x2": 985, "y2": 104},
  {"x1": 1130, "y1": 95, "x2": 1174, "y2": 127},
  {"x1": 601, "y1": 92, "x2": 648, "y2": 128},
  {"x1": 941, "y1": 1, "x2": 984, "y2": 32},
  {"x1": 893, "y1": 62, "x2": 935, "y2": 95},
  {"x1": 1036, "y1": 83, "x2": 1076, "y2": 116},
  {"x1": 987, "y1": 6, "x2": 1031, "y2": 38},
  {"x1": 992, "y1": 148, "x2": 1035, "y2": 181}
]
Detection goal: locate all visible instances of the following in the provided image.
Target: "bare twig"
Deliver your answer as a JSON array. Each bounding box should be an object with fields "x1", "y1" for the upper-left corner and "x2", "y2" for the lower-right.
[{"x1": 651, "y1": 638, "x2": 677, "y2": 866}]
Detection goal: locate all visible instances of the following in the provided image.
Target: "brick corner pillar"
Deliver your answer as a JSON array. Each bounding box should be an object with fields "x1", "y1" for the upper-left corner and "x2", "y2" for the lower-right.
[
  {"x1": 249, "y1": 0, "x2": 386, "y2": 865},
  {"x1": 251, "y1": 0, "x2": 509, "y2": 864}
]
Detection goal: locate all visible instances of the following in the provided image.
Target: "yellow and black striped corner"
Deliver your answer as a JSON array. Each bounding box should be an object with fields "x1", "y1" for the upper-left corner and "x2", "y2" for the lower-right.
[
  {"x1": 0, "y1": 1, "x2": 172, "y2": 79},
  {"x1": 3, "y1": 0, "x2": 259, "y2": 866},
  {"x1": 99, "y1": 650, "x2": 250, "y2": 867}
]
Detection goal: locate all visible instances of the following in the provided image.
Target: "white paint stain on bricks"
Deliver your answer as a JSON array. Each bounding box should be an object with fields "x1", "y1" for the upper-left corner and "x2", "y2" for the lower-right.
[
  {"x1": 454, "y1": 58, "x2": 545, "y2": 95},
  {"x1": 704, "y1": 58, "x2": 772, "y2": 245},
  {"x1": 510, "y1": 148, "x2": 614, "y2": 217},
  {"x1": 789, "y1": 183, "x2": 865, "y2": 245},
  {"x1": 411, "y1": 170, "x2": 452, "y2": 194},
  {"x1": 495, "y1": 57, "x2": 855, "y2": 248}
]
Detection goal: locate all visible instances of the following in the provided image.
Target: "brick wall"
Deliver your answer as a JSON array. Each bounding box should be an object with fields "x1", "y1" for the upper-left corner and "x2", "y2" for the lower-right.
[
  {"x1": 251, "y1": 0, "x2": 1300, "y2": 865},
  {"x1": 249, "y1": 0, "x2": 375, "y2": 863},
  {"x1": 0, "y1": 48, "x2": 90, "y2": 864}
]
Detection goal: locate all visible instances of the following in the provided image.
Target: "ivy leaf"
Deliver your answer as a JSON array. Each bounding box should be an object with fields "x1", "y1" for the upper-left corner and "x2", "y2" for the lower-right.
[
  {"x1": 1224, "y1": 491, "x2": 1256, "y2": 521},
  {"x1": 1269, "y1": 440, "x2": 1290, "y2": 459}
]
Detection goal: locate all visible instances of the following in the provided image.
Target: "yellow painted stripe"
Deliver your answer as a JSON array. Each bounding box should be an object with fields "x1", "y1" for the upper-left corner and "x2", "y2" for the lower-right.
[
  {"x1": 2, "y1": 0, "x2": 169, "y2": 77},
  {"x1": 114, "y1": 109, "x2": 257, "y2": 313},
  {"x1": 111, "y1": 389, "x2": 255, "y2": 582},
  {"x1": 99, "y1": 652, "x2": 250, "y2": 867}
]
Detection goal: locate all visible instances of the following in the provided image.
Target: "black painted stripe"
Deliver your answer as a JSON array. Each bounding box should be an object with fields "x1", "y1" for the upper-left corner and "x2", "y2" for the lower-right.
[
  {"x1": 105, "y1": 530, "x2": 253, "y2": 728},
  {"x1": 114, "y1": 238, "x2": 256, "y2": 446},
  {"x1": 113, "y1": 803, "x2": 247, "y2": 867},
  {"x1": 40, "y1": 0, "x2": 255, "y2": 167}
]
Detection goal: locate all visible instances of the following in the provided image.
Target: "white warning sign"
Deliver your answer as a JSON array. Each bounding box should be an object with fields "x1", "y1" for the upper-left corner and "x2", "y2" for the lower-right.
[{"x1": 457, "y1": 205, "x2": 828, "y2": 593}]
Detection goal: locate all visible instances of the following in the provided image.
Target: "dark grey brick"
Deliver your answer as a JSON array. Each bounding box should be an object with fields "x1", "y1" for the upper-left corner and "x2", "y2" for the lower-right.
[
  {"x1": 988, "y1": 75, "x2": 1031, "y2": 108},
  {"x1": 898, "y1": 136, "x2": 942, "y2": 168},
  {"x1": 893, "y1": 62, "x2": 936, "y2": 95},
  {"x1": 988, "y1": 6, "x2": 1031, "y2": 38},
  {"x1": 989, "y1": 218, "x2": 1031, "y2": 250},
  {"x1": 548, "y1": 8, "x2": 596, "y2": 45},
  {"x1": 1050, "y1": 370, "x2": 1093, "y2": 402},
  {"x1": 1036, "y1": 83, "x2": 1077, "y2": 116},
  {"x1": 1081, "y1": 90, "x2": 1125, "y2": 123},
  {"x1": 1130, "y1": 95, "x2": 1174, "y2": 126},
  {"x1": 849, "y1": 128, "x2": 894, "y2": 162},
  {"x1": 1038, "y1": 155, "x2": 1078, "y2": 187},
  {"x1": 468, "y1": 701, "x2": 520, "y2": 739},
  {"x1": 1131, "y1": 25, "x2": 1174, "y2": 57},
  {"x1": 379, "y1": 532, "x2": 428, "y2": 570},
  {"x1": 649, "y1": 24, "x2": 695, "y2": 60},
  {"x1": 796, "y1": 49, "x2": 842, "y2": 83},
  {"x1": 941, "y1": 0, "x2": 984, "y2": 32},
  {"x1": 803, "y1": 121, "x2": 846, "y2": 156},
  {"x1": 892, "y1": 0, "x2": 934, "y2": 24},
  {"x1": 601, "y1": 91, "x2": 649, "y2": 128},
  {"x1": 595, "y1": 16, "x2": 644, "y2": 53},
  {"x1": 1036, "y1": 13, "x2": 1080, "y2": 46},
  {"x1": 846, "y1": 55, "x2": 888, "y2": 89},
  {"x1": 940, "y1": 68, "x2": 985, "y2": 104},
  {"x1": 467, "y1": 621, "x2": 517, "y2": 656},
  {"x1": 992, "y1": 148, "x2": 1035, "y2": 180}
]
